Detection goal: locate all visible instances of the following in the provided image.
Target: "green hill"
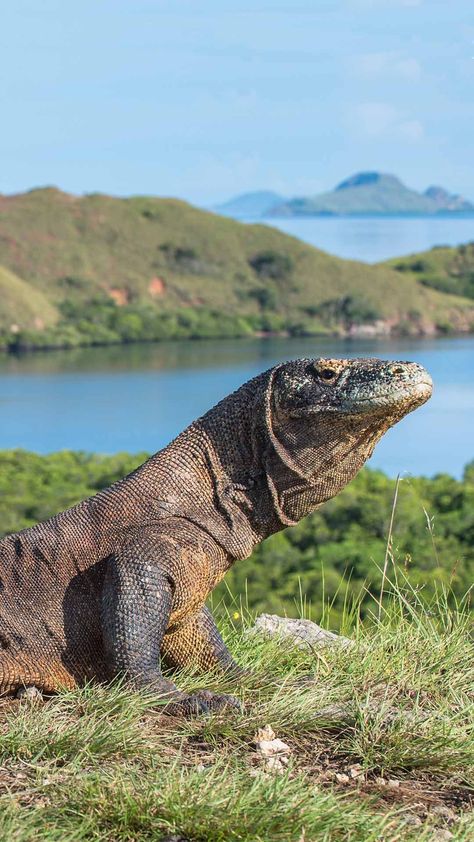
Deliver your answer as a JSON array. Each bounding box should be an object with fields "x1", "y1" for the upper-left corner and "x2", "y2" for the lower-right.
[
  {"x1": 269, "y1": 172, "x2": 474, "y2": 217},
  {"x1": 0, "y1": 187, "x2": 473, "y2": 350},
  {"x1": 386, "y1": 241, "x2": 474, "y2": 300}
]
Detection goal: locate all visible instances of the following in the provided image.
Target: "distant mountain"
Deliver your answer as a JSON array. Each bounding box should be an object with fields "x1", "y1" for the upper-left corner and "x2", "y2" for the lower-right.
[
  {"x1": 268, "y1": 172, "x2": 474, "y2": 217},
  {"x1": 423, "y1": 185, "x2": 473, "y2": 212},
  {"x1": 218, "y1": 173, "x2": 474, "y2": 218},
  {"x1": 215, "y1": 190, "x2": 286, "y2": 218}
]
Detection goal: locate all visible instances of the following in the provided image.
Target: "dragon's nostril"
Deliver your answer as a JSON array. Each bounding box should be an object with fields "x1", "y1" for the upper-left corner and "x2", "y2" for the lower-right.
[{"x1": 391, "y1": 366, "x2": 405, "y2": 375}]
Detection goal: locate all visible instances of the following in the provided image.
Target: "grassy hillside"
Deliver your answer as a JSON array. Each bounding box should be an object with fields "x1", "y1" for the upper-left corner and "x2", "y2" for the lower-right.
[
  {"x1": 387, "y1": 242, "x2": 474, "y2": 301},
  {"x1": 0, "y1": 265, "x2": 58, "y2": 333},
  {"x1": 0, "y1": 188, "x2": 473, "y2": 350}
]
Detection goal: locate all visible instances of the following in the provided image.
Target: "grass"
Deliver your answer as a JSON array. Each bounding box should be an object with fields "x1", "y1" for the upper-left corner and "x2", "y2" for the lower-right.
[
  {"x1": 0, "y1": 265, "x2": 58, "y2": 334},
  {"x1": 0, "y1": 587, "x2": 472, "y2": 841}
]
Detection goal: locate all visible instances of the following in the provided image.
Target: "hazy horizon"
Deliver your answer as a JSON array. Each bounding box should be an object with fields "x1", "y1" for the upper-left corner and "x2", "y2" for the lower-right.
[{"x1": 6, "y1": 167, "x2": 474, "y2": 206}]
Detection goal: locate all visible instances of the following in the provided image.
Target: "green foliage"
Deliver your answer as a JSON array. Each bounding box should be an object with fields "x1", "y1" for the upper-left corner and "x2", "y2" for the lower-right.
[
  {"x1": 4, "y1": 299, "x2": 257, "y2": 351},
  {"x1": 247, "y1": 286, "x2": 279, "y2": 310},
  {"x1": 218, "y1": 464, "x2": 474, "y2": 623},
  {"x1": 304, "y1": 294, "x2": 381, "y2": 328},
  {"x1": 248, "y1": 250, "x2": 294, "y2": 280},
  {"x1": 394, "y1": 259, "x2": 432, "y2": 273},
  {"x1": 1, "y1": 451, "x2": 473, "y2": 626},
  {"x1": 390, "y1": 242, "x2": 474, "y2": 300}
]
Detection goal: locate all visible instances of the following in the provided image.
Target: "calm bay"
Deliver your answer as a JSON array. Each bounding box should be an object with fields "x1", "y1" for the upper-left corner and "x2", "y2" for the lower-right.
[{"x1": 0, "y1": 334, "x2": 472, "y2": 478}]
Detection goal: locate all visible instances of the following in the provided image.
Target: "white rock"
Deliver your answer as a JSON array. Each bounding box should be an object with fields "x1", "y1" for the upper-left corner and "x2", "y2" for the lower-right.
[
  {"x1": 265, "y1": 755, "x2": 288, "y2": 772},
  {"x1": 250, "y1": 614, "x2": 353, "y2": 651},
  {"x1": 254, "y1": 727, "x2": 292, "y2": 774},
  {"x1": 256, "y1": 738, "x2": 291, "y2": 757}
]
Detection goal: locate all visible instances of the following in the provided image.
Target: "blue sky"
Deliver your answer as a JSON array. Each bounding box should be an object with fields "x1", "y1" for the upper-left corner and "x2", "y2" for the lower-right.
[{"x1": 1, "y1": 0, "x2": 473, "y2": 203}]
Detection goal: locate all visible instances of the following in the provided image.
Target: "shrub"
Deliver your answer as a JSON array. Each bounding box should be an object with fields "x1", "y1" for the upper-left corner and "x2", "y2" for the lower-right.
[{"x1": 248, "y1": 251, "x2": 293, "y2": 280}]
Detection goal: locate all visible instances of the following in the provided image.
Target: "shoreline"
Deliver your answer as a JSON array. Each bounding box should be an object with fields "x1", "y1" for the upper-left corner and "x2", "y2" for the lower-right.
[{"x1": 2, "y1": 323, "x2": 473, "y2": 357}]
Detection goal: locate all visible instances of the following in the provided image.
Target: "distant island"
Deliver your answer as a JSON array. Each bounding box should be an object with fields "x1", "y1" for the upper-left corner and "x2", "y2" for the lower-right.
[{"x1": 216, "y1": 172, "x2": 474, "y2": 218}]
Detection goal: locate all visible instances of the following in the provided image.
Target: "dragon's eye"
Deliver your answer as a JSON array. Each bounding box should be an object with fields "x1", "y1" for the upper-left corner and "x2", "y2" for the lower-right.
[{"x1": 319, "y1": 368, "x2": 337, "y2": 382}]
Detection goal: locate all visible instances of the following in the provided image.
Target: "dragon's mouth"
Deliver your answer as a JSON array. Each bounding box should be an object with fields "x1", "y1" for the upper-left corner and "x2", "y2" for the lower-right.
[
  {"x1": 354, "y1": 379, "x2": 433, "y2": 404},
  {"x1": 339, "y1": 377, "x2": 433, "y2": 418},
  {"x1": 296, "y1": 377, "x2": 433, "y2": 418}
]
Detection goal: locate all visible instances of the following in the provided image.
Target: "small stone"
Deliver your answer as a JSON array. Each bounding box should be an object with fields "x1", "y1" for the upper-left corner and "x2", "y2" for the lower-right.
[
  {"x1": 431, "y1": 804, "x2": 456, "y2": 825},
  {"x1": 401, "y1": 814, "x2": 423, "y2": 827},
  {"x1": 160, "y1": 837, "x2": 190, "y2": 842},
  {"x1": 387, "y1": 778, "x2": 400, "y2": 788},
  {"x1": 318, "y1": 770, "x2": 336, "y2": 782},
  {"x1": 16, "y1": 686, "x2": 43, "y2": 703},
  {"x1": 375, "y1": 776, "x2": 387, "y2": 786},
  {"x1": 265, "y1": 756, "x2": 287, "y2": 773},
  {"x1": 255, "y1": 724, "x2": 276, "y2": 742},
  {"x1": 349, "y1": 764, "x2": 364, "y2": 779},
  {"x1": 335, "y1": 772, "x2": 350, "y2": 784},
  {"x1": 431, "y1": 831, "x2": 454, "y2": 841},
  {"x1": 256, "y1": 738, "x2": 291, "y2": 757}
]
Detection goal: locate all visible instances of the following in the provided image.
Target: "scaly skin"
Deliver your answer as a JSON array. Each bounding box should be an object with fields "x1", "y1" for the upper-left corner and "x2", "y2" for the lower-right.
[{"x1": 0, "y1": 357, "x2": 432, "y2": 714}]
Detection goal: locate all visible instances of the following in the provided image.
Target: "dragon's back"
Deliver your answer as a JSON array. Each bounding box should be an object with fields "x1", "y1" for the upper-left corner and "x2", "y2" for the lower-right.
[{"x1": 0, "y1": 495, "x2": 117, "y2": 693}]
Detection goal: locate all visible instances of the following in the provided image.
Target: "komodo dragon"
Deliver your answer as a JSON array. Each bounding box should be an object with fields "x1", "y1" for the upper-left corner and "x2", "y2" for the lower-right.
[{"x1": 0, "y1": 357, "x2": 432, "y2": 714}]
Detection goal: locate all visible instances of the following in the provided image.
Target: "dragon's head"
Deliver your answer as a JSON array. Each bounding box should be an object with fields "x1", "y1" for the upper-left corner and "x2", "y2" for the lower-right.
[{"x1": 263, "y1": 357, "x2": 432, "y2": 524}]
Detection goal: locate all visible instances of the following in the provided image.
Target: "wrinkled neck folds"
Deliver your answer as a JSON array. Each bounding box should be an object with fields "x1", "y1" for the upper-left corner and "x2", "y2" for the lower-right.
[{"x1": 262, "y1": 372, "x2": 389, "y2": 527}]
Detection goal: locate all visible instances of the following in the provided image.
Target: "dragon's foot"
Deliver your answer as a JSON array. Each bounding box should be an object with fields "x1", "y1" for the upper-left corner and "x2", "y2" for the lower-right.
[
  {"x1": 126, "y1": 671, "x2": 241, "y2": 716},
  {"x1": 165, "y1": 689, "x2": 242, "y2": 717}
]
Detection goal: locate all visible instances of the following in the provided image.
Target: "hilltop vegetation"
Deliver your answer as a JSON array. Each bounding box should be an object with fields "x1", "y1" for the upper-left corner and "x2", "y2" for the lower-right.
[
  {"x1": 1, "y1": 450, "x2": 473, "y2": 626},
  {"x1": 388, "y1": 241, "x2": 474, "y2": 301},
  {"x1": 0, "y1": 188, "x2": 473, "y2": 351}
]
